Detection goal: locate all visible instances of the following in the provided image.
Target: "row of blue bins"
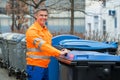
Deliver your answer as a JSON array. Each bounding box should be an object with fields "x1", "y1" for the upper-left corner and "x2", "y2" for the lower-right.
[{"x1": 49, "y1": 34, "x2": 120, "y2": 80}]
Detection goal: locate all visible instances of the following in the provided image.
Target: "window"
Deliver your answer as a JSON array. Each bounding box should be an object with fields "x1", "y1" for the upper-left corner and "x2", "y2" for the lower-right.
[
  {"x1": 88, "y1": 23, "x2": 91, "y2": 33},
  {"x1": 94, "y1": 16, "x2": 99, "y2": 31},
  {"x1": 114, "y1": 17, "x2": 117, "y2": 28},
  {"x1": 103, "y1": 20, "x2": 106, "y2": 35},
  {"x1": 102, "y1": 0, "x2": 106, "y2": 7},
  {"x1": 0, "y1": 7, "x2": 6, "y2": 14}
]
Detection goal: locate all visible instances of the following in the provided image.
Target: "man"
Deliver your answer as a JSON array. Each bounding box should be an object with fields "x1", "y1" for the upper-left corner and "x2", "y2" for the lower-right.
[{"x1": 26, "y1": 7, "x2": 69, "y2": 80}]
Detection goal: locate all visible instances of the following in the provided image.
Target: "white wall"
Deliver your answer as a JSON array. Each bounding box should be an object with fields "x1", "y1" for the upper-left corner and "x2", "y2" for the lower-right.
[
  {"x1": 85, "y1": 0, "x2": 120, "y2": 41},
  {"x1": 101, "y1": 0, "x2": 120, "y2": 40},
  {"x1": 85, "y1": 0, "x2": 103, "y2": 37},
  {"x1": 49, "y1": 11, "x2": 84, "y2": 18}
]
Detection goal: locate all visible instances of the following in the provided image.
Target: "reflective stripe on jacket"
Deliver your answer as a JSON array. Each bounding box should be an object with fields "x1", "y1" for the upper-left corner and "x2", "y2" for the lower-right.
[{"x1": 26, "y1": 21, "x2": 61, "y2": 68}]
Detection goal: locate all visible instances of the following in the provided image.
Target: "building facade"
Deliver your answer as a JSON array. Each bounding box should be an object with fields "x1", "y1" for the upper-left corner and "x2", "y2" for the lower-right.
[
  {"x1": 0, "y1": 0, "x2": 7, "y2": 14},
  {"x1": 85, "y1": 0, "x2": 120, "y2": 41},
  {"x1": 85, "y1": 0, "x2": 103, "y2": 40},
  {"x1": 101, "y1": 0, "x2": 120, "y2": 41}
]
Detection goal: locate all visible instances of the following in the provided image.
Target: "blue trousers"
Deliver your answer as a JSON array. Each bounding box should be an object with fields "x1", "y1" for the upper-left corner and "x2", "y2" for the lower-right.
[{"x1": 26, "y1": 65, "x2": 48, "y2": 80}]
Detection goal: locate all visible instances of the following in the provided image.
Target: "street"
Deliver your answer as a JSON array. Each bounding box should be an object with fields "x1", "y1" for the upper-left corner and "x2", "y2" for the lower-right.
[{"x1": 0, "y1": 68, "x2": 16, "y2": 80}]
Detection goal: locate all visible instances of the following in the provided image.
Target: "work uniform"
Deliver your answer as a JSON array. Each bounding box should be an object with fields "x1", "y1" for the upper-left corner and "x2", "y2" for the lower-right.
[{"x1": 26, "y1": 21, "x2": 61, "y2": 80}]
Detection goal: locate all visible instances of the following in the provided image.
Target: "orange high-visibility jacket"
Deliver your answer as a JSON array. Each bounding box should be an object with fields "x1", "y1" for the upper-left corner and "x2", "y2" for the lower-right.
[{"x1": 26, "y1": 21, "x2": 61, "y2": 68}]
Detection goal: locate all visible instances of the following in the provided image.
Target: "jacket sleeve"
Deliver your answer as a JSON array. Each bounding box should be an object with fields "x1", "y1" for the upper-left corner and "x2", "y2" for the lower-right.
[{"x1": 40, "y1": 42, "x2": 61, "y2": 57}]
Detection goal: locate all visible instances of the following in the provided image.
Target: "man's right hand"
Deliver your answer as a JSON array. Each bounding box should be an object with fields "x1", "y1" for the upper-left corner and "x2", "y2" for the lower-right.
[{"x1": 60, "y1": 49, "x2": 70, "y2": 56}]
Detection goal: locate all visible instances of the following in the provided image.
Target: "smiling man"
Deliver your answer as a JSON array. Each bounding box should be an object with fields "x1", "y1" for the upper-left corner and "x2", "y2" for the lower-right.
[{"x1": 25, "y1": 6, "x2": 69, "y2": 80}]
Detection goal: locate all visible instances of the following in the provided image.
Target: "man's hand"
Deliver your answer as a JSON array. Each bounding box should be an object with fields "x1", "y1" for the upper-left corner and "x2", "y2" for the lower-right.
[{"x1": 60, "y1": 49, "x2": 70, "y2": 56}]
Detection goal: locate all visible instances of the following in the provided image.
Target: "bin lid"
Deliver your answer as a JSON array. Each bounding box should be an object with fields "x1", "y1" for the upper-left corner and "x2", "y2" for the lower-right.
[
  {"x1": 21, "y1": 37, "x2": 26, "y2": 44},
  {"x1": 64, "y1": 50, "x2": 120, "y2": 61},
  {"x1": 52, "y1": 34, "x2": 82, "y2": 46},
  {"x1": 5, "y1": 33, "x2": 25, "y2": 42},
  {"x1": 59, "y1": 39, "x2": 117, "y2": 50},
  {"x1": 0, "y1": 33, "x2": 12, "y2": 39},
  {"x1": 20, "y1": 37, "x2": 26, "y2": 48},
  {"x1": 3, "y1": 33, "x2": 17, "y2": 40},
  {"x1": 21, "y1": 37, "x2": 26, "y2": 42}
]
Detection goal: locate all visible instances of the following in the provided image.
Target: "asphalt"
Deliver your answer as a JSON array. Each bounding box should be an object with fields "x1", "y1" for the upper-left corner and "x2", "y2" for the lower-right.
[{"x1": 0, "y1": 68, "x2": 17, "y2": 80}]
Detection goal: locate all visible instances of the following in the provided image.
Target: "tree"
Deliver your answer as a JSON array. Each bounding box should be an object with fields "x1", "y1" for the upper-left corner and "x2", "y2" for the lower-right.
[
  {"x1": 46, "y1": 0, "x2": 85, "y2": 34},
  {"x1": 46, "y1": 0, "x2": 105, "y2": 34},
  {"x1": 18, "y1": 0, "x2": 46, "y2": 18},
  {"x1": 6, "y1": 0, "x2": 29, "y2": 33},
  {"x1": 19, "y1": 0, "x2": 46, "y2": 8},
  {"x1": 5, "y1": 0, "x2": 102, "y2": 33},
  {"x1": 6, "y1": 0, "x2": 47, "y2": 33},
  {"x1": 18, "y1": 0, "x2": 85, "y2": 34}
]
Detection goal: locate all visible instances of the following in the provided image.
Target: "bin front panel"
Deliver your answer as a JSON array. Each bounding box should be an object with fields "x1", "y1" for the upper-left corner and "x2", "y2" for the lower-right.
[{"x1": 59, "y1": 50, "x2": 120, "y2": 80}]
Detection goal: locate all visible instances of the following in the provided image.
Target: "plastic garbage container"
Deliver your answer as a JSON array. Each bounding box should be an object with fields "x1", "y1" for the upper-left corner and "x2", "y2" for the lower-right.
[
  {"x1": 48, "y1": 34, "x2": 81, "y2": 80},
  {"x1": 57, "y1": 50, "x2": 120, "y2": 80},
  {"x1": 16, "y1": 37, "x2": 27, "y2": 80},
  {"x1": 19, "y1": 37, "x2": 26, "y2": 72},
  {"x1": 0, "y1": 33, "x2": 13, "y2": 68},
  {"x1": 0, "y1": 33, "x2": 4, "y2": 64},
  {"x1": 5, "y1": 33, "x2": 25, "y2": 76}
]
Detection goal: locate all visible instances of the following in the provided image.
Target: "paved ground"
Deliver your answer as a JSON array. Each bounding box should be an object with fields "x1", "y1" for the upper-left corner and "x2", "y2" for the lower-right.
[{"x1": 0, "y1": 68, "x2": 16, "y2": 80}]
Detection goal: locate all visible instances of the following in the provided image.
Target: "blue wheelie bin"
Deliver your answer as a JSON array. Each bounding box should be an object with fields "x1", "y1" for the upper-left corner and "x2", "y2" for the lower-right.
[
  {"x1": 48, "y1": 34, "x2": 81, "y2": 80},
  {"x1": 57, "y1": 38, "x2": 119, "y2": 80},
  {"x1": 57, "y1": 50, "x2": 120, "y2": 80},
  {"x1": 52, "y1": 35, "x2": 119, "y2": 80}
]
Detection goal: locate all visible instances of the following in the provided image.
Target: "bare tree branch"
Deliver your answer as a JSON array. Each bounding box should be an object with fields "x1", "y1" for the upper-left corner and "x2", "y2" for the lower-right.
[
  {"x1": 18, "y1": 0, "x2": 36, "y2": 8},
  {"x1": 46, "y1": 0, "x2": 62, "y2": 7},
  {"x1": 19, "y1": 0, "x2": 46, "y2": 9}
]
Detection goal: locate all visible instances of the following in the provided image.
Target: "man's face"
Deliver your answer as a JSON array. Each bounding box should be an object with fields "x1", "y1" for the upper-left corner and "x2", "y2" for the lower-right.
[{"x1": 35, "y1": 10, "x2": 48, "y2": 27}]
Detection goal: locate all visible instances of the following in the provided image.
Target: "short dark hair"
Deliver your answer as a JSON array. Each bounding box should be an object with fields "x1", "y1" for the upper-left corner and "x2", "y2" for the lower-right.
[{"x1": 34, "y1": 6, "x2": 48, "y2": 14}]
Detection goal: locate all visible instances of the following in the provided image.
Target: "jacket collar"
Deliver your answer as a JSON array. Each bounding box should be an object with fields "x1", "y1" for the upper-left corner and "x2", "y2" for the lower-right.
[{"x1": 34, "y1": 21, "x2": 47, "y2": 30}]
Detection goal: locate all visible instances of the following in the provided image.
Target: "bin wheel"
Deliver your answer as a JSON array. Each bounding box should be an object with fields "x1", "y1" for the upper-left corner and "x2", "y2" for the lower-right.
[
  {"x1": 3, "y1": 63, "x2": 8, "y2": 69},
  {"x1": 0, "y1": 62, "x2": 3, "y2": 68},
  {"x1": 8, "y1": 70, "x2": 12, "y2": 77},
  {"x1": 8, "y1": 67, "x2": 14, "y2": 77},
  {"x1": 16, "y1": 70, "x2": 21, "y2": 79},
  {"x1": 20, "y1": 71, "x2": 28, "y2": 80}
]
